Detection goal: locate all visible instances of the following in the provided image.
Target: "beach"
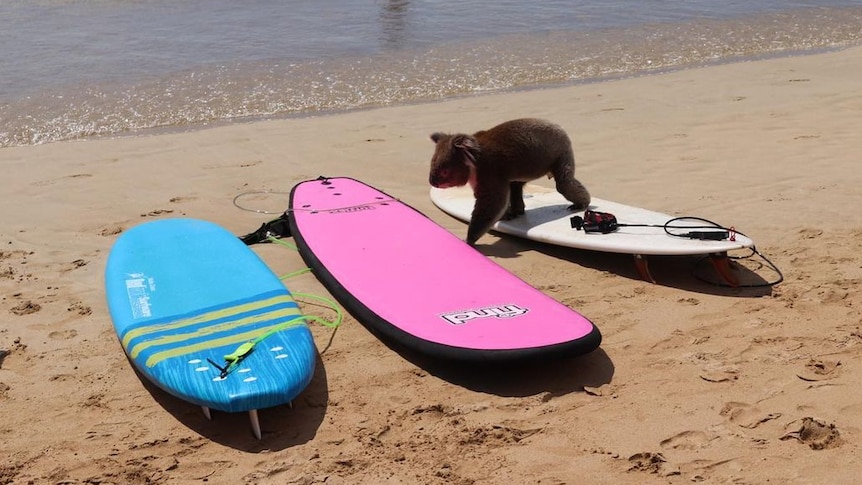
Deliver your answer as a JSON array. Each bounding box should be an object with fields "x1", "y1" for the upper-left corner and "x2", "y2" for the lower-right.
[{"x1": 2, "y1": 44, "x2": 862, "y2": 483}]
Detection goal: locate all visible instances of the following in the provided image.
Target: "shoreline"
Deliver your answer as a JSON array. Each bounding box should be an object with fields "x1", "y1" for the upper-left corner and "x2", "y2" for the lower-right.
[
  {"x1": 69, "y1": 41, "x2": 857, "y2": 149},
  {"x1": 2, "y1": 45, "x2": 862, "y2": 483}
]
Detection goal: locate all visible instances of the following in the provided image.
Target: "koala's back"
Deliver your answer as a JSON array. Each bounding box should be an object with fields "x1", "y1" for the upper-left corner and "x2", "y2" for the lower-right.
[{"x1": 473, "y1": 118, "x2": 573, "y2": 180}]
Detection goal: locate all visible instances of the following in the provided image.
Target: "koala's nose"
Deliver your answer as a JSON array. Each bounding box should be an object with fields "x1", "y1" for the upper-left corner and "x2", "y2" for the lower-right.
[{"x1": 429, "y1": 169, "x2": 447, "y2": 187}]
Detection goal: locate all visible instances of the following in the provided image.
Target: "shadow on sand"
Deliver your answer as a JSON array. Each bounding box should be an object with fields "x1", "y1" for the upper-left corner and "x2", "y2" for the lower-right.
[
  {"x1": 413, "y1": 347, "x2": 615, "y2": 398},
  {"x1": 359, "y1": 333, "x2": 615, "y2": 399}
]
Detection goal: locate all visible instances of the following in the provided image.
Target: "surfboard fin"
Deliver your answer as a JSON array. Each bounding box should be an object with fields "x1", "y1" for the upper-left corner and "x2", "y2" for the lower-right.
[
  {"x1": 249, "y1": 409, "x2": 262, "y2": 440},
  {"x1": 710, "y1": 253, "x2": 740, "y2": 287},
  {"x1": 202, "y1": 407, "x2": 262, "y2": 439},
  {"x1": 633, "y1": 254, "x2": 656, "y2": 284}
]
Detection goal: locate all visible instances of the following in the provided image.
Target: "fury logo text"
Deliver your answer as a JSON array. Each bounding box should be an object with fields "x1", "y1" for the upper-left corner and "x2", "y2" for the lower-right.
[{"x1": 440, "y1": 304, "x2": 529, "y2": 325}]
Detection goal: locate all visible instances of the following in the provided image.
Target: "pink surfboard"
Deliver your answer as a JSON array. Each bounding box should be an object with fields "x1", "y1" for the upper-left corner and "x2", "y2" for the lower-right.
[{"x1": 288, "y1": 177, "x2": 601, "y2": 362}]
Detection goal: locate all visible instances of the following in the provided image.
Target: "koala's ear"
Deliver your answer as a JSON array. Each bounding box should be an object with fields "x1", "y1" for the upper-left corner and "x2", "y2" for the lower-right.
[
  {"x1": 453, "y1": 134, "x2": 479, "y2": 153},
  {"x1": 430, "y1": 132, "x2": 444, "y2": 143},
  {"x1": 453, "y1": 135, "x2": 479, "y2": 167}
]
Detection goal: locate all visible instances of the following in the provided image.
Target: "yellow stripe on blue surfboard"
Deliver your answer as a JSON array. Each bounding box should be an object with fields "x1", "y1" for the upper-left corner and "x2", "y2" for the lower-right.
[
  {"x1": 142, "y1": 314, "x2": 308, "y2": 368},
  {"x1": 127, "y1": 305, "x2": 303, "y2": 360},
  {"x1": 120, "y1": 294, "x2": 294, "y2": 347}
]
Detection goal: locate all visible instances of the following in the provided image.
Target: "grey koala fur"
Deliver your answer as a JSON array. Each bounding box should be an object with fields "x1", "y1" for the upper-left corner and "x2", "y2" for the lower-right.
[{"x1": 428, "y1": 118, "x2": 591, "y2": 245}]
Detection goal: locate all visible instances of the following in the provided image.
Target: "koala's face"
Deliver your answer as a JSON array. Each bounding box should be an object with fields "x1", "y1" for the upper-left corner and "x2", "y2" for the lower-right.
[{"x1": 428, "y1": 133, "x2": 474, "y2": 188}]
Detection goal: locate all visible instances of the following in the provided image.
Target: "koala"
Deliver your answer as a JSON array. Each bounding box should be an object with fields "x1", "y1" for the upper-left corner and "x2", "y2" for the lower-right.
[{"x1": 429, "y1": 118, "x2": 590, "y2": 245}]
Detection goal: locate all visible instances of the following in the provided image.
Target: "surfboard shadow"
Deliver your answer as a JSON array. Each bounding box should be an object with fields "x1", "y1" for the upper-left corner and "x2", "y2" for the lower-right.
[
  {"x1": 478, "y1": 235, "x2": 777, "y2": 297},
  {"x1": 388, "y1": 346, "x2": 615, "y2": 398},
  {"x1": 129, "y1": 353, "x2": 329, "y2": 451}
]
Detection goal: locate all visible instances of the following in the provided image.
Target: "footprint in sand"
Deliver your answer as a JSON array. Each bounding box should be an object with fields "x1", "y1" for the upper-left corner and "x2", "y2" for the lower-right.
[
  {"x1": 140, "y1": 209, "x2": 174, "y2": 217},
  {"x1": 1, "y1": 250, "x2": 34, "y2": 283},
  {"x1": 10, "y1": 300, "x2": 41, "y2": 315},
  {"x1": 660, "y1": 430, "x2": 717, "y2": 450},
  {"x1": 68, "y1": 301, "x2": 92, "y2": 316},
  {"x1": 0, "y1": 249, "x2": 32, "y2": 261},
  {"x1": 0, "y1": 339, "x2": 27, "y2": 370},
  {"x1": 798, "y1": 228, "x2": 823, "y2": 239},
  {"x1": 100, "y1": 225, "x2": 124, "y2": 236},
  {"x1": 700, "y1": 371, "x2": 738, "y2": 383},
  {"x1": 458, "y1": 425, "x2": 542, "y2": 446},
  {"x1": 82, "y1": 393, "x2": 107, "y2": 408},
  {"x1": 797, "y1": 358, "x2": 841, "y2": 382},
  {"x1": 59, "y1": 259, "x2": 88, "y2": 273},
  {"x1": 699, "y1": 363, "x2": 740, "y2": 383},
  {"x1": 0, "y1": 265, "x2": 14, "y2": 280},
  {"x1": 780, "y1": 417, "x2": 843, "y2": 450},
  {"x1": 720, "y1": 402, "x2": 782, "y2": 429},
  {"x1": 48, "y1": 329, "x2": 78, "y2": 340},
  {"x1": 627, "y1": 452, "x2": 679, "y2": 476},
  {"x1": 49, "y1": 373, "x2": 77, "y2": 382}
]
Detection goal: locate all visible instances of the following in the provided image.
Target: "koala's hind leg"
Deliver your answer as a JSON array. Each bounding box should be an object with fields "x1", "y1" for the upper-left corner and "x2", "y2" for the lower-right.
[
  {"x1": 551, "y1": 157, "x2": 591, "y2": 211},
  {"x1": 503, "y1": 181, "x2": 526, "y2": 220}
]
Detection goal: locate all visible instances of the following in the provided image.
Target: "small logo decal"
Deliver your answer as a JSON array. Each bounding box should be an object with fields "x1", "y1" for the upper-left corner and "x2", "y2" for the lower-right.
[
  {"x1": 327, "y1": 205, "x2": 375, "y2": 214},
  {"x1": 440, "y1": 304, "x2": 529, "y2": 325},
  {"x1": 125, "y1": 273, "x2": 154, "y2": 319}
]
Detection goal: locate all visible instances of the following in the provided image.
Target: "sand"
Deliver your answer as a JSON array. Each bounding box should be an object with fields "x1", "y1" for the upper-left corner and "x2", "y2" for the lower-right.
[{"x1": 2, "y1": 45, "x2": 862, "y2": 484}]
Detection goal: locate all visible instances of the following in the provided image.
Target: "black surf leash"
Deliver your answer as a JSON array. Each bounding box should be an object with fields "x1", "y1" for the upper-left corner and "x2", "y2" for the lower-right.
[{"x1": 571, "y1": 210, "x2": 734, "y2": 240}]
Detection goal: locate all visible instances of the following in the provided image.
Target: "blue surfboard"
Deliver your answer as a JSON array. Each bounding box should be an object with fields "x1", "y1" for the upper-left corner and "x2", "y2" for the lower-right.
[{"x1": 105, "y1": 218, "x2": 317, "y2": 439}]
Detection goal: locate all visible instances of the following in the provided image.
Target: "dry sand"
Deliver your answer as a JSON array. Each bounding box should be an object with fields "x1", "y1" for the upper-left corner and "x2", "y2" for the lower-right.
[{"x1": 2, "y1": 45, "x2": 862, "y2": 484}]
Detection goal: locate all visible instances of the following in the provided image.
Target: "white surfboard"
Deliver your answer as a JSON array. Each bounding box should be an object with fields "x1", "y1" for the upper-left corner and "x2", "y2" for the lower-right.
[{"x1": 430, "y1": 185, "x2": 755, "y2": 285}]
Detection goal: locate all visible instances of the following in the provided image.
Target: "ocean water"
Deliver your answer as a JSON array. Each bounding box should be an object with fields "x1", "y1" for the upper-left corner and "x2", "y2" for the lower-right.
[{"x1": 2, "y1": 0, "x2": 862, "y2": 147}]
